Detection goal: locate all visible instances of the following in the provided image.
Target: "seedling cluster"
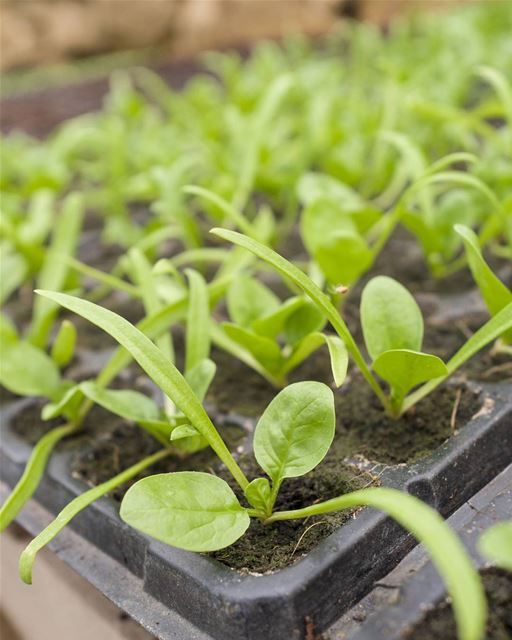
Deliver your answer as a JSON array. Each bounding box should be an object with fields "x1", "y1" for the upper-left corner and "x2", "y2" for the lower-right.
[{"x1": 1, "y1": 4, "x2": 511, "y2": 640}]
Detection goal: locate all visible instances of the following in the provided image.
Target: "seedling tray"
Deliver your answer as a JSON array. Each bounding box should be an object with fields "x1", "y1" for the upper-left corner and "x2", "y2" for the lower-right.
[
  {"x1": 346, "y1": 462, "x2": 512, "y2": 640},
  {"x1": 2, "y1": 54, "x2": 512, "y2": 640},
  {"x1": 1, "y1": 378, "x2": 511, "y2": 640}
]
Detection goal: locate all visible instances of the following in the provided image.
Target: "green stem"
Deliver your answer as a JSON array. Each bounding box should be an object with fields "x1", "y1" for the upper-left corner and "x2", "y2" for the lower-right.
[
  {"x1": 211, "y1": 229, "x2": 390, "y2": 412},
  {"x1": 19, "y1": 447, "x2": 175, "y2": 584},
  {"x1": 0, "y1": 422, "x2": 79, "y2": 531},
  {"x1": 264, "y1": 488, "x2": 486, "y2": 640}
]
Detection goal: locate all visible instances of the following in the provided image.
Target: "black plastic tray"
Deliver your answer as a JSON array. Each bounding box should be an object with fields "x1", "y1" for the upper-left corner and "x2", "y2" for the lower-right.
[
  {"x1": 2, "y1": 378, "x2": 511, "y2": 640},
  {"x1": 347, "y1": 462, "x2": 512, "y2": 640}
]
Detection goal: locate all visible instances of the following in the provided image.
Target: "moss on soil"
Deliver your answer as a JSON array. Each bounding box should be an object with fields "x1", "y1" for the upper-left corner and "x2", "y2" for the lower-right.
[{"x1": 406, "y1": 568, "x2": 512, "y2": 640}]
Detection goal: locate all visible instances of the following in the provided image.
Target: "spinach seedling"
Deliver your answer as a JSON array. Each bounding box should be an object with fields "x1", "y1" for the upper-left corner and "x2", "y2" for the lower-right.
[
  {"x1": 0, "y1": 267, "x2": 231, "y2": 532},
  {"x1": 296, "y1": 153, "x2": 498, "y2": 292},
  {"x1": 455, "y1": 224, "x2": 512, "y2": 352},
  {"x1": 211, "y1": 229, "x2": 512, "y2": 417},
  {"x1": 215, "y1": 272, "x2": 348, "y2": 387},
  {"x1": 21, "y1": 291, "x2": 486, "y2": 640}
]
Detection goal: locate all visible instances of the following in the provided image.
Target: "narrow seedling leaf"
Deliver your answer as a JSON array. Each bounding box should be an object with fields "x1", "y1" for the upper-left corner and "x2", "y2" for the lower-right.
[
  {"x1": 184, "y1": 358, "x2": 216, "y2": 402},
  {"x1": 0, "y1": 423, "x2": 77, "y2": 532},
  {"x1": 227, "y1": 274, "x2": 279, "y2": 328},
  {"x1": 266, "y1": 488, "x2": 486, "y2": 640},
  {"x1": 51, "y1": 319, "x2": 77, "y2": 367},
  {"x1": 314, "y1": 231, "x2": 373, "y2": 286},
  {"x1": 35, "y1": 290, "x2": 249, "y2": 490},
  {"x1": 455, "y1": 224, "x2": 512, "y2": 342},
  {"x1": 120, "y1": 472, "x2": 250, "y2": 551},
  {"x1": 79, "y1": 381, "x2": 160, "y2": 423},
  {"x1": 185, "y1": 269, "x2": 210, "y2": 373},
  {"x1": 222, "y1": 323, "x2": 285, "y2": 374},
  {"x1": 29, "y1": 192, "x2": 84, "y2": 348},
  {"x1": 19, "y1": 447, "x2": 173, "y2": 583}
]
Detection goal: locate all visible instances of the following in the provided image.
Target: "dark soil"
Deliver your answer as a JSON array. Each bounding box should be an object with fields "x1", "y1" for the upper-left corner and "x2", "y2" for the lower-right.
[
  {"x1": 209, "y1": 345, "x2": 483, "y2": 465},
  {"x1": 70, "y1": 416, "x2": 246, "y2": 502},
  {"x1": 406, "y1": 568, "x2": 512, "y2": 640},
  {"x1": 331, "y1": 377, "x2": 481, "y2": 465},
  {"x1": 423, "y1": 322, "x2": 512, "y2": 384},
  {"x1": 10, "y1": 400, "x2": 64, "y2": 445},
  {"x1": 212, "y1": 456, "x2": 376, "y2": 573}
]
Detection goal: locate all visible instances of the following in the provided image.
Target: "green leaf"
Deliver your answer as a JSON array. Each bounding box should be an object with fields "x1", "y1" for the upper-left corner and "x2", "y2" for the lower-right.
[
  {"x1": 403, "y1": 302, "x2": 512, "y2": 412},
  {"x1": 0, "y1": 313, "x2": 18, "y2": 344},
  {"x1": 185, "y1": 269, "x2": 210, "y2": 373},
  {"x1": 42, "y1": 385, "x2": 82, "y2": 421},
  {"x1": 0, "y1": 342, "x2": 61, "y2": 398},
  {"x1": 478, "y1": 522, "x2": 512, "y2": 571},
  {"x1": 170, "y1": 424, "x2": 200, "y2": 441},
  {"x1": 120, "y1": 472, "x2": 250, "y2": 551},
  {"x1": 35, "y1": 290, "x2": 249, "y2": 491},
  {"x1": 185, "y1": 358, "x2": 216, "y2": 402},
  {"x1": 0, "y1": 250, "x2": 27, "y2": 304},
  {"x1": 210, "y1": 321, "x2": 284, "y2": 387},
  {"x1": 210, "y1": 228, "x2": 387, "y2": 408},
  {"x1": 251, "y1": 296, "x2": 305, "y2": 338},
  {"x1": 1, "y1": 423, "x2": 77, "y2": 533},
  {"x1": 129, "y1": 247, "x2": 175, "y2": 364},
  {"x1": 266, "y1": 487, "x2": 486, "y2": 640},
  {"x1": 361, "y1": 276, "x2": 423, "y2": 360},
  {"x1": 455, "y1": 224, "x2": 512, "y2": 342},
  {"x1": 284, "y1": 300, "x2": 326, "y2": 346},
  {"x1": 281, "y1": 332, "x2": 325, "y2": 376},
  {"x1": 79, "y1": 381, "x2": 160, "y2": 423},
  {"x1": 18, "y1": 189, "x2": 55, "y2": 247},
  {"x1": 301, "y1": 198, "x2": 357, "y2": 254},
  {"x1": 314, "y1": 231, "x2": 373, "y2": 286},
  {"x1": 227, "y1": 274, "x2": 279, "y2": 328},
  {"x1": 51, "y1": 319, "x2": 76, "y2": 367},
  {"x1": 324, "y1": 335, "x2": 349, "y2": 388},
  {"x1": 297, "y1": 173, "x2": 363, "y2": 207},
  {"x1": 222, "y1": 323, "x2": 284, "y2": 374},
  {"x1": 19, "y1": 447, "x2": 173, "y2": 584},
  {"x1": 244, "y1": 477, "x2": 272, "y2": 514},
  {"x1": 29, "y1": 193, "x2": 84, "y2": 348},
  {"x1": 183, "y1": 185, "x2": 257, "y2": 238},
  {"x1": 254, "y1": 381, "x2": 335, "y2": 486},
  {"x1": 373, "y1": 349, "x2": 447, "y2": 408},
  {"x1": 66, "y1": 256, "x2": 141, "y2": 298}
]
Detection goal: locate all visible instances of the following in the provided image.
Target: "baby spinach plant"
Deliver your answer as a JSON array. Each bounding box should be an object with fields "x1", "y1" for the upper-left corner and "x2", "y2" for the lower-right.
[
  {"x1": 19, "y1": 290, "x2": 487, "y2": 640},
  {"x1": 0, "y1": 266, "x2": 230, "y2": 532},
  {"x1": 215, "y1": 272, "x2": 348, "y2": 387},
  {"x1": 211, "y1": 229, "x2": 512, "y2": 417},
  {"x1": 455, "y1": 224, "x2": 512, "y2": 352},
  {"x1": 296, "y1": 153, "x2": 500, "y2": 292}
]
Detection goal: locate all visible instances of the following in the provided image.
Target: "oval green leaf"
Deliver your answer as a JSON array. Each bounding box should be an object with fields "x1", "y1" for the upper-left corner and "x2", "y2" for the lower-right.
[
  {"x1": 120, "y1": 472, "x2": 250, "y2": 552},
  {"x1": 254, "y1": 381, "x2": 335, "y2": 484},
  {"x1": 361, "y1": 276, "x2": 424, "y2": 360}
]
